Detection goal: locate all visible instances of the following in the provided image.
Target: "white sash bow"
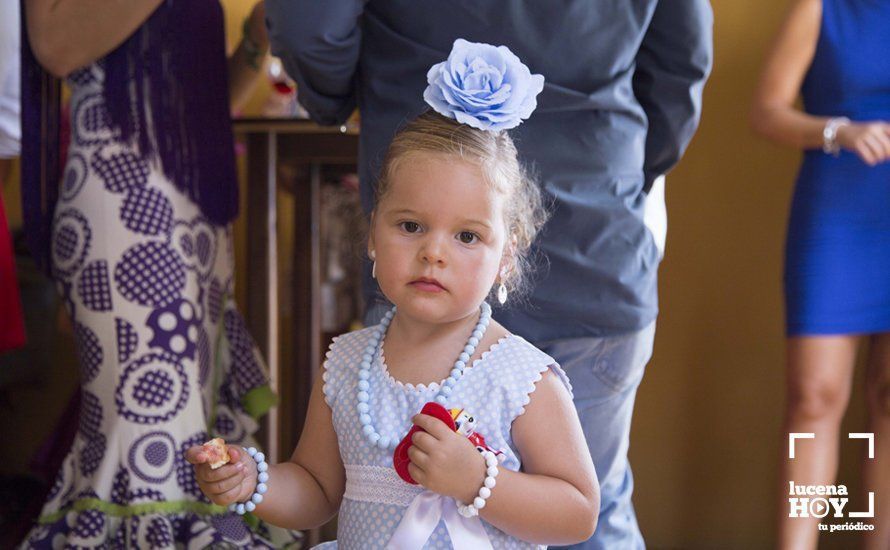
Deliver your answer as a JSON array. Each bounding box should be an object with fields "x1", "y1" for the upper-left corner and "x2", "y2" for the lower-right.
[{"x1": 386, "y1": 490, "x2": 494, "y2": 550}]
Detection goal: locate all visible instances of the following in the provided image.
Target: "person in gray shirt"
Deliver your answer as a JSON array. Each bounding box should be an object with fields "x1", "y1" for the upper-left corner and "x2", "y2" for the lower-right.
[{"x1": 266, "y1": 2, "x2": 712, "y2": 547}]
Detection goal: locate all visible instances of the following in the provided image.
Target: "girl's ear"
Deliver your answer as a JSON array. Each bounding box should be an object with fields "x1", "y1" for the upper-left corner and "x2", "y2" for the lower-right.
[{"x1": 499, "y1": 234, "x2": 519, "y2": 280}]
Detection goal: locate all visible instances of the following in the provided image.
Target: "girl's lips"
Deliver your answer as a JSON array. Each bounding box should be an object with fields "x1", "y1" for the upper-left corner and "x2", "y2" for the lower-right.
[{"x1": 409, "y1": 279, "x2": 446, "y2": 292}]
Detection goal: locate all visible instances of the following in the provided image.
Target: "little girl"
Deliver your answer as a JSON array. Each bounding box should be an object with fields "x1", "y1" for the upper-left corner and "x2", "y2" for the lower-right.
[{"x1": 187, "y1": 40, "x2": 599, "y2": 549}]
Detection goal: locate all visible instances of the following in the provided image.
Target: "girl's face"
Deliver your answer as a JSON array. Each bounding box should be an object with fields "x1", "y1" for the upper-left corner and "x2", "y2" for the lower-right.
[{"x1": 370, "y1": 152, "x2": 508, "y2": 325}]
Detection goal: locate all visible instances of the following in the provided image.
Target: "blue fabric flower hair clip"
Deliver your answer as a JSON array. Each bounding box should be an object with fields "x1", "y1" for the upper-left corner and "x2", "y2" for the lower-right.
[{"x1": 424, "y1": 39, "x2": 545, "y2": 132}]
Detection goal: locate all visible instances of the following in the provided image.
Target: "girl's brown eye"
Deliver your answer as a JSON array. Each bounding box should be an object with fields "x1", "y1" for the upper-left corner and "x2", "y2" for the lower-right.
[
  {"x1": 401, "y1": 221, "x2": 420, "y2": 233},
  {"x1": 458, "y1": 231, "x2": 478, "y2": 244}
]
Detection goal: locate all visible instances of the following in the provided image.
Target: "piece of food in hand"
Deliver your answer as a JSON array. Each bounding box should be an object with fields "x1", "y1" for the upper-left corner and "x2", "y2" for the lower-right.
[{"x1": 202, "y1": 438, "x2": 231, "y2": 469}]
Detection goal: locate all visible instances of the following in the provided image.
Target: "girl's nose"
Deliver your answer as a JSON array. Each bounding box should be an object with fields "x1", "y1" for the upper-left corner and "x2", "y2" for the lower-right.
[{"x1": 419, "y1": 235, "x2": 447, "y2": 266}]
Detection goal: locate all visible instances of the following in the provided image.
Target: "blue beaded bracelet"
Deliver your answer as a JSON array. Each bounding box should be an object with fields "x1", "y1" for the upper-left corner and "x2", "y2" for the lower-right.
[{"x1": 228, "y1": 446, "x2": 270, "y2": 515}]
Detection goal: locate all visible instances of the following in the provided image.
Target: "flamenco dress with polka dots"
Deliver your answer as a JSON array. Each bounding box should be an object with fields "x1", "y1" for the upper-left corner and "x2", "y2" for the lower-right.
[
  {"x1": 20, "y1": 62, "x2": 298, "y2": 548},
  {"x1": 318, "y1": 325, "x2": 573, "y2": 549}
]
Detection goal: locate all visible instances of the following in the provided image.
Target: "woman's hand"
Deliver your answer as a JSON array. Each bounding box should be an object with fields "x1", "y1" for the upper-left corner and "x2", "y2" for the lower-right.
[
  {"x1": 184, "y1": 445, "x2": 257, "y2": 506},
  {"x1": 407, "y1": 414, "x2": 487, "y2": 504},
  {"x1": 837, "y1": 121, "x2": 890, "y2": 166}
]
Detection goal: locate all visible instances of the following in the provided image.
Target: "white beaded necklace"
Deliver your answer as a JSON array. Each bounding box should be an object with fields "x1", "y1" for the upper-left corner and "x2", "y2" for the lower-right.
[{"x1": 358, "y1": 302, "x2": 493, "y2": 450}]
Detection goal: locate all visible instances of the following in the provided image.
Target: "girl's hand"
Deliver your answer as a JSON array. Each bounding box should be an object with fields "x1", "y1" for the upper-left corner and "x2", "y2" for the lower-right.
[
  {"x1": 407, "y1": 414, "x2": 487, "y2": 504},
  {"x1": 184, "y1": 445, "x2": 257, "y2": 506},
  {"x1": 836, "y1": 121, "x2": 890, "y2": 166}
]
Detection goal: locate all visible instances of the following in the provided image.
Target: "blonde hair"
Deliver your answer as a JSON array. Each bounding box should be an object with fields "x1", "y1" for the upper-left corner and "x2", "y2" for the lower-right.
[{"x1": 376, "y1": 111, "x2": 548, "y2": 300}]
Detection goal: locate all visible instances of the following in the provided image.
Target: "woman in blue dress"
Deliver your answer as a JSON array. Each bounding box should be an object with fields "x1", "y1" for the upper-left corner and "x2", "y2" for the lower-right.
[{"x1": 752, "y1": 0, "x2": 890, "y2": 547}]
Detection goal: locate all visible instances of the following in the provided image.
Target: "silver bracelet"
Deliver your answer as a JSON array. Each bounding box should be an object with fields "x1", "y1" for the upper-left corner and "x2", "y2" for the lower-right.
[{"x1": 822, "y1": 117, "x2": 850, "y2": 156}]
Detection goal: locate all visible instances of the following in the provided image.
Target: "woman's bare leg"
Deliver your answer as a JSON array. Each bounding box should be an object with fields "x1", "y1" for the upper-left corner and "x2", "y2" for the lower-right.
[
  {"x1": 862, "y1": 334, "x2": 890, "y2": 550},
  {"x1": 777, "y1": 335, "x2": 859, "y2": 550}
]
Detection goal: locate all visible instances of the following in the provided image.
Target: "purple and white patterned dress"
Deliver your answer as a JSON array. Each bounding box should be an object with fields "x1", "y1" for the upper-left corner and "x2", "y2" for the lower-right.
[{"x1": 21, "y1": 63, "x2": 297, "y2": 549}]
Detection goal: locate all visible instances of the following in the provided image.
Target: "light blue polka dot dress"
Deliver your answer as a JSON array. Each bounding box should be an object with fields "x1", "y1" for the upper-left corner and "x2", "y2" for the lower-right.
[{"x1": 318, "y1": 325, "x2": 573, "y2": 549}]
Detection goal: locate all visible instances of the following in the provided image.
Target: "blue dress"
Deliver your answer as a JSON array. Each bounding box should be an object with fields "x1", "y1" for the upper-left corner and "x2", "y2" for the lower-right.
[
  {"x1": 319, "y1": 327, "x2": 573, "y2": 549},
  {"x1": 785, "y1": 0, "x2": 890, "y2": 335}
]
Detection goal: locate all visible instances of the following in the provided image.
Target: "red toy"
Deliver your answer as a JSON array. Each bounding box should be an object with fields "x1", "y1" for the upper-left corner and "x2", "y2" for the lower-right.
[{"x1": 393, "y1": 402, "x2": 503, "y2": 485}]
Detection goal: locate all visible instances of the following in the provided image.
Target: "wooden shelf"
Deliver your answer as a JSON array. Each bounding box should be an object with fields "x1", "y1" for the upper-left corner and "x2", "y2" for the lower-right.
[{"x1": 233, "y1": 119, "x2": 360, "y2": 546}]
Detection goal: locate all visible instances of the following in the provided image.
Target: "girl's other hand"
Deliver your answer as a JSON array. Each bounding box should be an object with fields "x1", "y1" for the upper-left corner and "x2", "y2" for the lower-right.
[
  {"x1": 407, "y1": 414, "x2": 487, "y2": 504},
  {"x1": 836, "y1": 121, "x2": 890, "y2": 166},
  {"x1": 184, "y1": 445, "x2": 257, "y2": 506}
]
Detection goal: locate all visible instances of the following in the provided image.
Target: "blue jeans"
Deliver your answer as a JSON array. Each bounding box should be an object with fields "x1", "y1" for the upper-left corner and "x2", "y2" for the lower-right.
[{"x1": 540, "y1": 322, "x2": 656, "y2": 550}]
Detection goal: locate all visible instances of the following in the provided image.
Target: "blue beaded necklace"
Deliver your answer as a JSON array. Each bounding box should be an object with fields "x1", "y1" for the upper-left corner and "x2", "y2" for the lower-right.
[{"x1": 358, "y1": 302, "x2": 493, "y2": 450}]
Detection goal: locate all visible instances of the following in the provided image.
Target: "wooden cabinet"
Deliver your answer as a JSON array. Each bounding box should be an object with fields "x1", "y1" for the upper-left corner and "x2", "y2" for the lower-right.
[{"x1": 233, "y1": 118, "x2": 360, "y2": 471}]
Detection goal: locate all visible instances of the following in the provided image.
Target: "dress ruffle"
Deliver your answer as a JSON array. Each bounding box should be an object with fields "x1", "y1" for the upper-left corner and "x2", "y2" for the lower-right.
[{"x1": 26, "y1": 505, "x2": 294, "y2": 549}]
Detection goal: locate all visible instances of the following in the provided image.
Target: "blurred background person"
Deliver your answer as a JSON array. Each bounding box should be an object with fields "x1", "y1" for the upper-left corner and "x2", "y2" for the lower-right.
[
  {"x1": 18, "y1": 1, "x2": 298, "y2": 547},
  {"x1": 751, "y1": 0, "x2": 890, "y2": 547}
]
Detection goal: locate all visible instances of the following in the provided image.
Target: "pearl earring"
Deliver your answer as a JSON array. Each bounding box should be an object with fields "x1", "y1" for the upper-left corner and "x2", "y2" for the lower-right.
[
  {"x1": 497, "y1": 266, "x2": 508, "y2": 305},
  {"x1": 370, "y1": 250, "x2": 377, "y2": 279}
]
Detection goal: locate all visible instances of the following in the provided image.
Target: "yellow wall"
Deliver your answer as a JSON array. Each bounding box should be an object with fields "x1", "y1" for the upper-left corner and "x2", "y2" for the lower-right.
[{"x1": 630, "y1": 2, "x2": 868, "y2": 548}]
